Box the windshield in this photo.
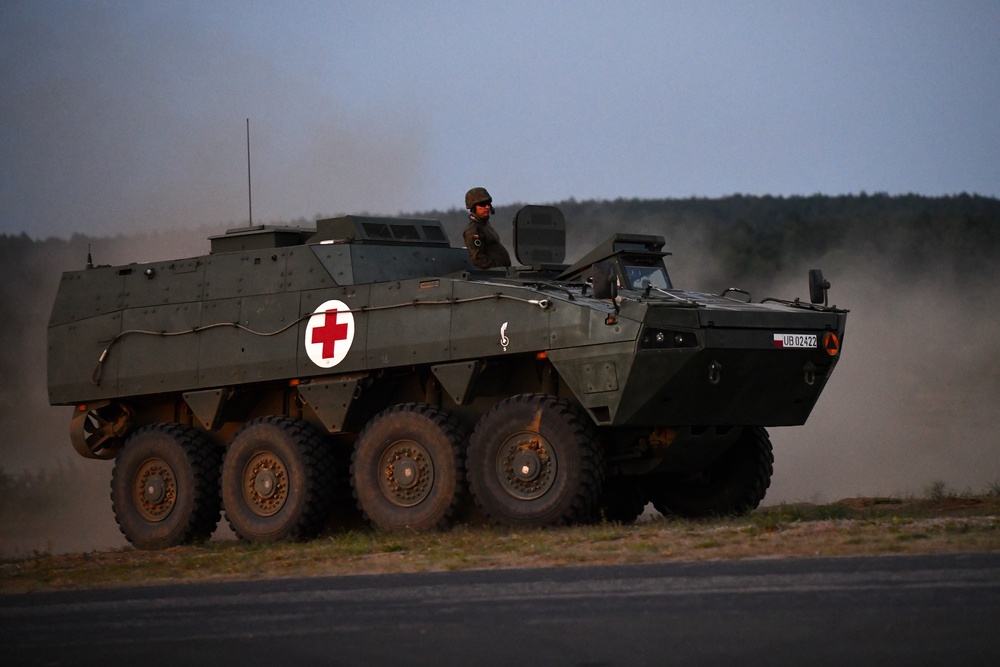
[623,262,672,290]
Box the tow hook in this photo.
[708,360,722,385]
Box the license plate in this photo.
[773,333,817,349]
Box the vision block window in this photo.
[390,224,420,240]
[362,223,392,239]
[422,225,447,242]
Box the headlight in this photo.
[639,327,698,349]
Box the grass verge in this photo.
[2,495,998,594]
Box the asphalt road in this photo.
[2,552,997,666]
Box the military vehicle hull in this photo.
[48,208,846,547]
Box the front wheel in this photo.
[111,423,222,549]
[648,426,774,518]
[467,394,604,528]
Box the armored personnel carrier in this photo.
[48,206,847,549]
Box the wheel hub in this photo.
[133,458,177,522]
[496,434,556,500]
[392,457,420,490]
[512,450,541,482]
[254,468,278,498]
[144,475,166,503]
[242,452,288,517]
[378,440,433,507]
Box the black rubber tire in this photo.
[351,403,468,531]
[648,426,774,518]
[110,423,222,550]
[593,476,648,524]
[467,394,605,528]
[221,416,335,542]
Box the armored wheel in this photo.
[648,426,774,518]
[467,394,604,528]
[110,423,222,549]
[351,403,468,531]
[222,416,335,542]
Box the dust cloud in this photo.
[662,231,1000,505]
[765,267,1000,503]
[0,230,230,559]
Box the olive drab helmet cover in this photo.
[465,187,492,210]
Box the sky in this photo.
[2,0,999,239]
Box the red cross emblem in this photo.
[305,299,355,368]
[311,309,350,359]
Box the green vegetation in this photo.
[2,494,998,594]
[420,193,1000,291]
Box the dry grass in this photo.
[2,496,998,594]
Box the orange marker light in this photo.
[823,332,840,356]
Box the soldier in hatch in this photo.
[462,187,511,269]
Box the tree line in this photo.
[427,192,1000,290]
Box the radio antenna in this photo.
[246,118,253,227]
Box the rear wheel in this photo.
[222,416,335,542]
[648,426,773,518]
[467,394,604,528]
[111,423,221,549]
[351,403,468,531]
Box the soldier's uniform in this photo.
[462,187,511,269]
[463,216,511,269]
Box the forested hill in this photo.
[3,192,998,298]
[430,193,1000,288]
[569,192,999,271]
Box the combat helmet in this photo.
[465,187,492,210]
